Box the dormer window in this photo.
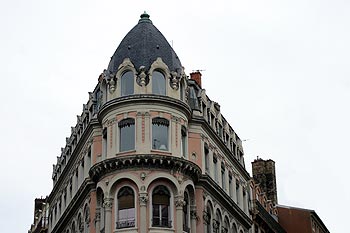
[121,71,134,96]
[152,71,165,95]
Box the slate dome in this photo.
[107,12,182,74]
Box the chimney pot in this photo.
[190,71,202,87]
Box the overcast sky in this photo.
[1,0,349,232]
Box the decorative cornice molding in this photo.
[89,154,201,183]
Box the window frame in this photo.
[118,118,136,152]
[151,185,172,228]
[152,117,169,151]
[120,70,134,96]
[115,186,136,229]
[152,70,166,95]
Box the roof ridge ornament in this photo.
[139,11,152,24]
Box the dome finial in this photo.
[139,11,152,23]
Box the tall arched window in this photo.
[119,118,135,152]
[152,71,166,95]
[205,205,212,233]
[214,210,222,233]
[71,221,76,233]
[121,71,134,96]
[116,187,135,229]
[183,192,190,232]
[152,185,171,228]
[152,118,169,151]
[232,223,238,233]
[223,216,230,233]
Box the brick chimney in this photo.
[252,158,278,205]
[190,71,202,87]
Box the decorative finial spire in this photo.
[139,11,152,23]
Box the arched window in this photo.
[183,192,190,232]
[223,216,230,233]
[152,71,166,95]
[214,210,222,233]
[77,214,83,233]
[71,221,76,233]
[204,144,210,173]
[119,118,135,152]
[232,223,238,233]
[152,118,169,151]
[84,206,90,233]
[121,71,134,96]
[205,205,212,233]
[116,187,135,229]
[152,185,171,228]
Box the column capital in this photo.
[175,196,186,208]
[103,197,113,210]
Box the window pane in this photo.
[152,71,165,95]
[120,120,135,152]
[152,122,168,151]
[121,71,134,96]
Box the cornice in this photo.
[89,154,202,183]
[254,200,286,233]
[190,116,251,180]
[97,95,192,122]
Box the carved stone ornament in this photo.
[95,211,101,222]
[175,197,186,207]
[137,66,149,86]
[203,211,209,224]
[103,198,113,209]
[102,69,117,94]
[221,226,228,233]
[190,210,198,220]
[213,220,219,229]
[139,193,148,205]
[170,71,180,90]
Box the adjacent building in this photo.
[277,205,330,233]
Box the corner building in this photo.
[47,13,252,233]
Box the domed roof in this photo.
[107,12,182,73]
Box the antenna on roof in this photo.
[192,69,206,72]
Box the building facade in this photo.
[40,13,253,233]
[277,206,330,233]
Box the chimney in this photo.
[252,158,278,205]
[190,71,202,87]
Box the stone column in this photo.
[103,197,113,233]
[139,192,148,233]
[175,196,185,233]
[190,205,197,233]
[95,208,101,233]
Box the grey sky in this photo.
[0,0,349,232]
